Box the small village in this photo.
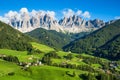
[0,54,42,69]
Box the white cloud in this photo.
[0,8,57,23]
[5,10,18,18]
[20,8,29,14]
[0,8,91,24]
[62,9,75,18]
[30,10,56,19]
[62,9,91,19]
[47,11,56,19]
[114,16,120,19]
[4,10,21,21]
[0,16,9,23]
[76,10,82,16]
[82,11,91,18]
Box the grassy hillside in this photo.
[0,42,119,80]
[29,66,87,80]
[0,58,88,80]
[31,42,55,53]
[0,42,55,62]
[0,59,88,80]
[0,60,32,80]
[0,21,34,51]
[26,28,71,50]
[63,20,120,60]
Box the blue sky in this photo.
[0,0,120,21]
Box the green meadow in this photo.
[0,42,111,80]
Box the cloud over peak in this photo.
[4,10,18,18]
[62,9,91,18]
[0,8,91,23]
[20,8,29,14]
[0,8,57,23]
[82,11,91,18]
[62,9,75,18]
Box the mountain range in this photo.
[4,10,105,33]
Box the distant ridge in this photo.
[63,19,120,60]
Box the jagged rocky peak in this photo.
[85,20,94,28]
[30,13,56,28]
[59,15,83,27]
[9,10,31,31]
[57,15,105,33]
[3,11,105,33]
[59,15,105,28]
[90,19,105,28]
[42,14,58,26]
[8,11,63,32]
